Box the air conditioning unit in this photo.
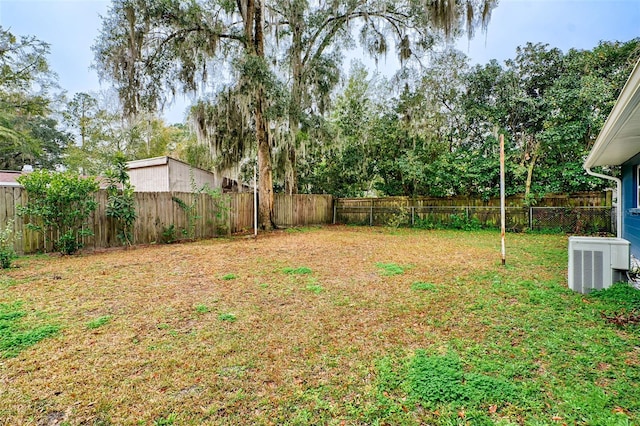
[568,237,630,294]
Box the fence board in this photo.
[0,187,335,253]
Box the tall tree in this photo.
[94,0,496,228]
[272,0,496,193]
[94,0,278,229]
[0,27,67,170]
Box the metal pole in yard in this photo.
[500,134,506,266]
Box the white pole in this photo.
[254,162,258,238]
[500,134,506,266]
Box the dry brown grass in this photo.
[0,226,587,424]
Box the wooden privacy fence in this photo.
[334,192,614,233]
[0,187,334,254]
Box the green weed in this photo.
[374,350,516,412]
[589,282,640,310]
[283,266,312,275]
[221,273,238,280]
[0,276,17,289]
[153,413,177,425]
[376,262,406,276]
[305,284,324,294]
[218,313,237,322]
[195,304,210,314]
[411,281,436,291]
[0,302,60,358]
[87,315,111,330]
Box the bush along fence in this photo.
[0,186,333,254]
[334,192,614,234]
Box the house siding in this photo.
[127,157,221,193]
[167,160,219,192]
[622,163,640,259]
[128,164,170,192]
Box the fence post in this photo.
[411,206,415,226]
[333,200,337,225]
[370,199,373,226]
[529,207,533,231]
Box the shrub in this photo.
[0,220,18,269]
[105,153,137,246]
[161,225,177,244]
[17,170,99,254]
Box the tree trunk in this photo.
[524,142,540,201]
[256,100,274,230]
[253,0,275,230]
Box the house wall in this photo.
[621,162,640,259]
[128,164,170,192]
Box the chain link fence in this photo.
[529,206,614,234]
[333,204,615,234]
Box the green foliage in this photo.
[589,282,640,328]
[408,351,466,405]
[0,301,59,358]
[385,206,410,228]
[0,28,68,170]
[300,39,639,198]
[221,273,237,281]
[411,281,436,291]
[448,213,483,231]
[105,152,137,246]
[412,213,485,231]
[171,195,199,239]
[195,304,210,314]
[161,225,177,244]
[153,413,177,426]
[172,170,231,239]
[87,315,111,330]
[218,313,237,322]
[376,263,405,276]
[588,282,640,311]
[282,266,313,275]
[17,169,99,254]
[305,281,324,294]
[201,184,231,234]
[0,219,18,269]
[407,350,516,407]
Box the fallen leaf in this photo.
[488,405,497,414]
[458,410,466,418]
[552,415,563,421]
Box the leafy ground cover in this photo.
[0,226,638,425]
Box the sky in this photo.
[0,0,639,124]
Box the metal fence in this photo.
[333,204,615,234]
[530,206,614,234]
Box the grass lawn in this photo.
[1,226,639,425]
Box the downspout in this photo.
[584,166,622,238]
